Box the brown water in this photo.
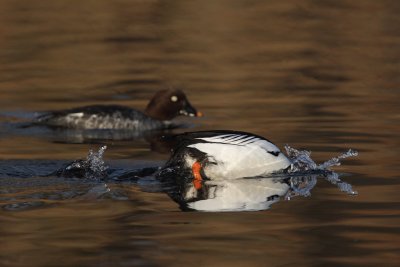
[0,1,399,266]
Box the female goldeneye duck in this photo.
[160,130,292,188]
[35,89,202,130]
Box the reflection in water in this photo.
[1,118,181,157]
[164,176,295,212]
[45,128,164,144]
[161,172,356,212]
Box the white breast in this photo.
[187,134,292,179]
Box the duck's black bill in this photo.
[180,101,203,117]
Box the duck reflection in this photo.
[8,120,179,153]
[49,128,178,149]
[160,174,317,212]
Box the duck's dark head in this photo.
[145,89,202,121]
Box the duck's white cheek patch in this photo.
[171,96,178,102]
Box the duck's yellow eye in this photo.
[171,96,178,102]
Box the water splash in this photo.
[285,145,358,172]
[59,146,109,179]
[284,146,317,172]
[284,145,358,195]
[284,175,317,200]
[323,171,358,195]
[317,149,359,170]
[86,145,108,178]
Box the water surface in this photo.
[0,1,399,266]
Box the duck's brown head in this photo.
[145,89,202,121]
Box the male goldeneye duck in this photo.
[160,130,292,187]
[35,89,202,130]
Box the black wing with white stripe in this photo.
[172,130,280,156]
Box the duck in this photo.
[158,130,292,189]
[34,89,202,130]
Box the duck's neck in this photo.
[145,105,172,121]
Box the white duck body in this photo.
[174,131,292,180]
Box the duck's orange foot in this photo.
[192,161,203,190]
